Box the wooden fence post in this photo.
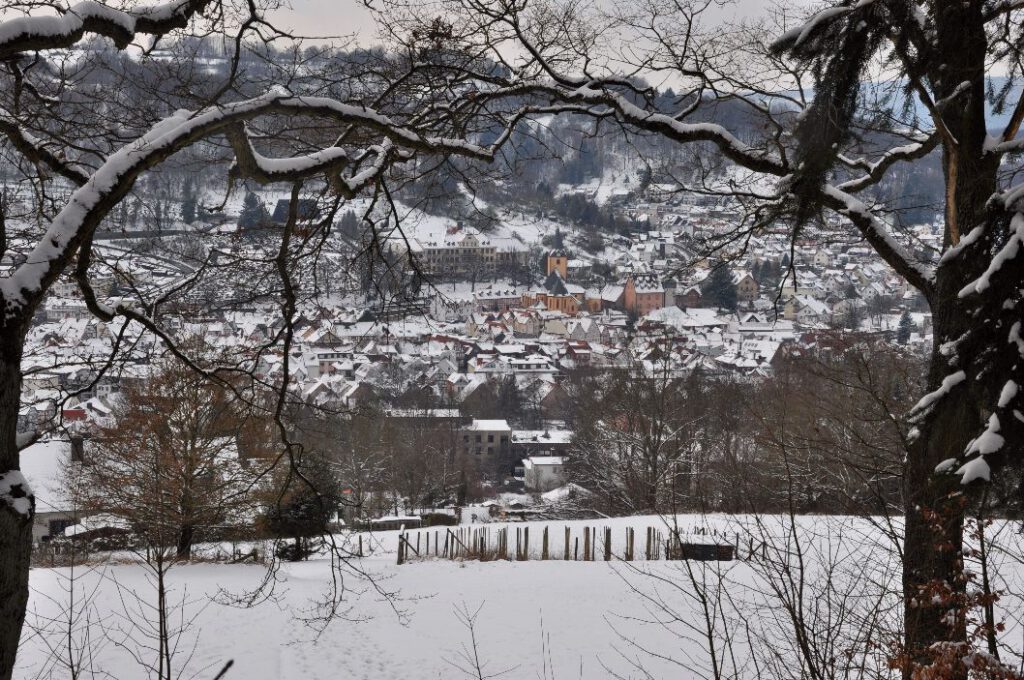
[564,527,570,560]
[604,527,611,561]
[542,527,549,560]
[583,527,590,561]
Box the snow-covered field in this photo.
[18,514,1024,680]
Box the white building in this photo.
[523,456,567,492]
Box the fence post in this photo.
[583,527,590,561]
[604,527,611,561]
[542,527,549,560]
[564,527,570,560]
[574,537,579,561]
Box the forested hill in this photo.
[33,39,955,229]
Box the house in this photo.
[733,271,759,303]
[20,439,84,544]
[474,287,520,313]
[624,273,665,317]
[462,419,513,469]
[511,429,573,458]
[271,198,319,224]
[677,285,702,309]
[523,456,567,492]
[786,296,831,326]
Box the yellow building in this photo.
[546,250,568,279]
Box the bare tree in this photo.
[80,359,259,559]
[568,350,700,515]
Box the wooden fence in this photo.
[396,523,774,565]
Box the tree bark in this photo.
[902,343,973,677]
[176,524,194,560]
[899,5,1000,675]
[0,352,30,680]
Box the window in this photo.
[475,434,482,443]
[487,434,494,443]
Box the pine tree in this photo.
[702,265,738,311]
[338,210,359,237]
[238,191,267,231]
[553,226,565,250]
[897,310,914,345]
[180,181,197,224]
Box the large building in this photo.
[392,227,529,279]
[624,273,666,317]
[462,419,513,469]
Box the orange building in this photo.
[546,250,568,279]
[624,274,666,317]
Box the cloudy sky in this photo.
[274,0,782,43]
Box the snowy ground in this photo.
[18,514,1024,680]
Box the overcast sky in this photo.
[274,0,783,44]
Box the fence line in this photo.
[395,522,779,565]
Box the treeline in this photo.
[563,338,934,518]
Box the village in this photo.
[16,179,934,550]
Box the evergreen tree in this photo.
[897,310,915,345]
[338,210,360,238]
[180,181,197,224]
[702,265,738,311]
[261,454,341,561]
[238,191,267,231]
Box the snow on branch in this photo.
[0,88,501,316]
[0,0,212,58]
[910,370,966,421]
[773,6,855,51]
[958,213,1024,298]
[0,112,90,186]
[836,135,939,194]
[937,414,1004,484]
[553,82,787,177]
[821,184,936,295]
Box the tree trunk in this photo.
[902,343,973,677]
[176,524,194,560]
[0,356,30,680]
[899,5,1001,675]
